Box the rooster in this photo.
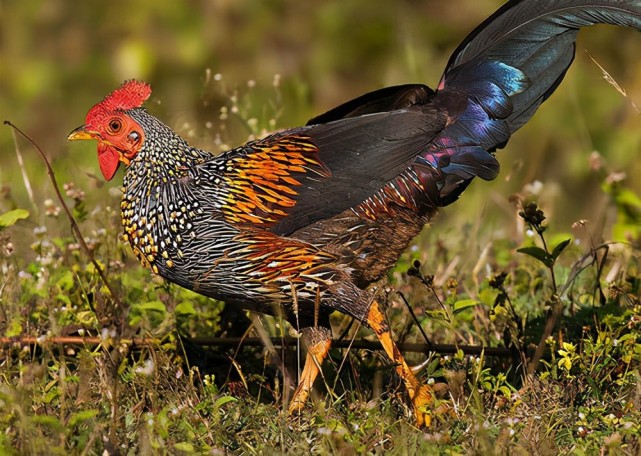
[69,0,641,426]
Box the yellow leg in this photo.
[288,327,332,414]
[366,300,434,427]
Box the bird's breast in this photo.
[120,180,208,275]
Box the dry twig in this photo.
[3,121,124,310]
[0,334,519,358]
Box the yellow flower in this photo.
[557,342,577,371]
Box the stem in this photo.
[499,284,528,369]
[0,335,524,357]
[527,295,563,376]
[3,121,125,311]
[398,291,434,350]
[527,228,561,375]
[537,229,558,294]
[10,128,38,216]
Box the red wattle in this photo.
[97,144,120,181]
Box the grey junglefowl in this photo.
[69,0,641,426]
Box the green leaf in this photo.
[6,319,22,337]
[56,270,75,291]
[426,309,449,320]
[85,260,105,275]
[138,301,167,313]
[214,395,238,408]
[0,209,29,228]
[44,388,60,404]
[551,238,572,260]
[498,385,513,399]
[452,299,479,314]
[175,301,196,316]
[56,293,72,306]
[174,442,195,453]
[68,409,98,427]
[75,310,98,326]
[29,415,63,431]
[517,246,553,267]
[616,188,641,209]
[617,333,636,343]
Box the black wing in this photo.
[214,107,447,235]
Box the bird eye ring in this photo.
[107,118,122,133]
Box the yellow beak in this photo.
[67,125,96,141]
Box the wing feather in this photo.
[211,108,447,235]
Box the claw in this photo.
[410,357,432,376]
[288,327,332,416]
[366,300,439,427]
[411,383,435,427]
[288,386,308,415]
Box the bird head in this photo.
[68,80,152,181]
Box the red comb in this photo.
[86,80,152,126]
[102,80,151,111]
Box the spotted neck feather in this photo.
[124,108,211,185]
[119,108,214,274]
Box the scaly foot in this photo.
[411,383,435,427]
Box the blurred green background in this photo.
[2,0,641,243]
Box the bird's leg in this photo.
[288,326,332,414]
[366,300,434,427]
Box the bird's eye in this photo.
[107,118,122,133]
[128,131,141,143]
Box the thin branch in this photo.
[3,121,124,310]
[527,240,619,375]
[0,335,523,357]
[586,50,640,113]
[0,336,158,346]
[9,127,37,215]
[527,297,563,376]
[398,291,434,350]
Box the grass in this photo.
[1,92,640,453]
[2,1,641,453]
